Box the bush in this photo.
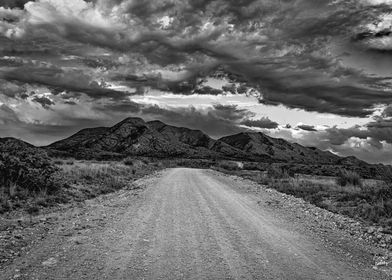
[382,167,392,184]
[216,161,241,171]
[123,157,134,166]
[0,143,60,195]
[336,170,362,187]
[266,165,290,179]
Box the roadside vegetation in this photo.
[0,140,161,214]
[2,145,392,233]
[0,140,65,214]
[58,158,159,200]
[215,162,392,232]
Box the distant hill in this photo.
[44,117,366,165]
[47,117,249,160]
[1,117,389,178]
[220,132,342,164]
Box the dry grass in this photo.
[336,170,362,187]
[58,159,160,200]
[0,158,162,214]
[216,165,392,231]
[269,177,392,231]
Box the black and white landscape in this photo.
[1,0,392,279]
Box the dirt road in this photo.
[0,168,389,279]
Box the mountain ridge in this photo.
[0,117,379,171]
[43,117,371,166]
[47,117,251,160]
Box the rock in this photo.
[368,227,377,234]
[374,260,388,267]
[14,234,22,239]
[71,236,86,245]
[42,257,57,267]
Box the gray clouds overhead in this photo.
[1,0,391,118]
[2,0,392,163]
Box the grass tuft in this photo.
[336,170,362,187]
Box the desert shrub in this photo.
[100,177,127,193]
[165,158,215,169]
[242,162,262,171]
[53,159,64,165]
[123,157,134,166]
[266,165,290,179]
[216,161,241,171]
[0,143,60,195]
[336,170,362,187]
[382,167,392,184]
[0,189,12,214]
[253,172,271,185]
[230,164,392,229]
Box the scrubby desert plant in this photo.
[216,161,242,171]
[336,170,362,187]
[123,157,134,166]
[0,142,61,195]
[382,167,392,184]
[26,204,40,223]
[266,165,290,179]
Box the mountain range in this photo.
[45,117,358,165]
[1,117,389,178]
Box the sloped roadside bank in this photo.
[209,169,392,275]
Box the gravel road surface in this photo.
[0,168,389,279]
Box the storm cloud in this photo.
[241,117,279,129]
[0,0,391,117]
[1,0,392,163]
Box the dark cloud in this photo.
[93,102,256,138]
[32,96,55,108]
[221,58,392,118]
[1,0,391,118]
[0,66,131,101]
[0,0,33,9]
[140,104,251,138]
[240,117,279,129]
[64,100,77,105]
[313,117,392,152]
[124,0,176,20]
[297,125,318,132]
[193,86,223,95]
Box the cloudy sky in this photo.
[1,0,392,164]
